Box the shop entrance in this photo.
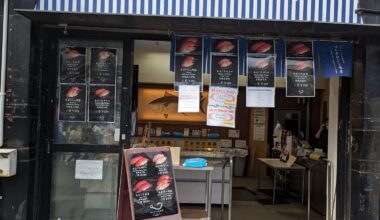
[132,39,328,220]
[35,33,132,220]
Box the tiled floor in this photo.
[184,177,325,220]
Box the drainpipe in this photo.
[0,0,9,147]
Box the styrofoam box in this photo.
[0,149,17,177]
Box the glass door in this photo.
[44,38,125,220]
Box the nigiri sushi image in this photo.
[156,175,171,191]
[216,41,235,53]
[153,154,167,165]
[94,88,110,97]
[290,43,311,56]
[66,86,80,98]
[293,60,313,71]
[250,41,272,53]
[130,156,149,167]
[134,180,152,193]
[218,58,232,68]
[179,38,199,53]
[98,51,111,60]
[181,56,196,68]
[254,59,270,69]
[66,49,81,59]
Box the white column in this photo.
[327,77,339,220]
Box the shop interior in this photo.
[130,39,330,220]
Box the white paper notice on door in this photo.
[253,124,266,141]
[246,87,275,108]
[178,85,200,112]
[75,160,103,180]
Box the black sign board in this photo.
[210,56,238,88]
[90,48,117,85]
[60,47,86,83]
[174,54,203,89]
[286,59,315,97]
[119,147,181,220]
[174,36,203,91]
[59,84,86,121]
[247,56,275,87]
[88,85,115,122]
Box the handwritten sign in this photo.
[178,85,200,113]
[75,160,103,180]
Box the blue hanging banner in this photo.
[314,41,354,78]
[275,39,285,77]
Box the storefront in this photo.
[1,0,380,220]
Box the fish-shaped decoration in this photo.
[148,91,207,119]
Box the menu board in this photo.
[210,38,239,88]
[246,39,276,108]
[125,147,180,220]
[88,85,115,122]
[60,47,86,83]
[286,41,315,97]
[58,84,86,121]
[90,48,117,85]
[211,56,238,88]
[247,56,275,87]
[174,36,203,91]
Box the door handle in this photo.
[45,138,54,154]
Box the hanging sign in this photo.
[117,147,181,220]
[178,85,200,113]
[286,42,315,97]
[314,41,354,78]
[174,36,203,91]
[210,38,239,88]
[60,47,86,83]
[206,86,238,128]
[88,85,116,122]
[246,40,276,107]
[90,48,117,85]
[58,84,86,121]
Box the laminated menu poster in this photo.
[210,56,238,88]
[58,84,86,121]
[88,85,115,122]
[60,47,86,83]
[120,147,181,220]
[210,38,239,88]
[286,41,315,97]
[174,36,203,91]
[286,59,315,97]
[247,56,275,87]
[174,54,203,89]
[90,48,117,85]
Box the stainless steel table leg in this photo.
[221,162,225,220]
[307,170,311,220]
[207,170,213,220]
[228,156,233,220]
[205,171,209,212]
[302,169,305,205]
[273,169,277,205]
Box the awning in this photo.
[34,0,362,24]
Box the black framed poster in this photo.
[247,56,275,87]
[90,48,117,85]
[60,47,86,83]
[286,59,315,97]
[88,85,115,122]
[58,84,86,121]
[174,36,203,90]
[124,147,180,220]
[210,56,238,88]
